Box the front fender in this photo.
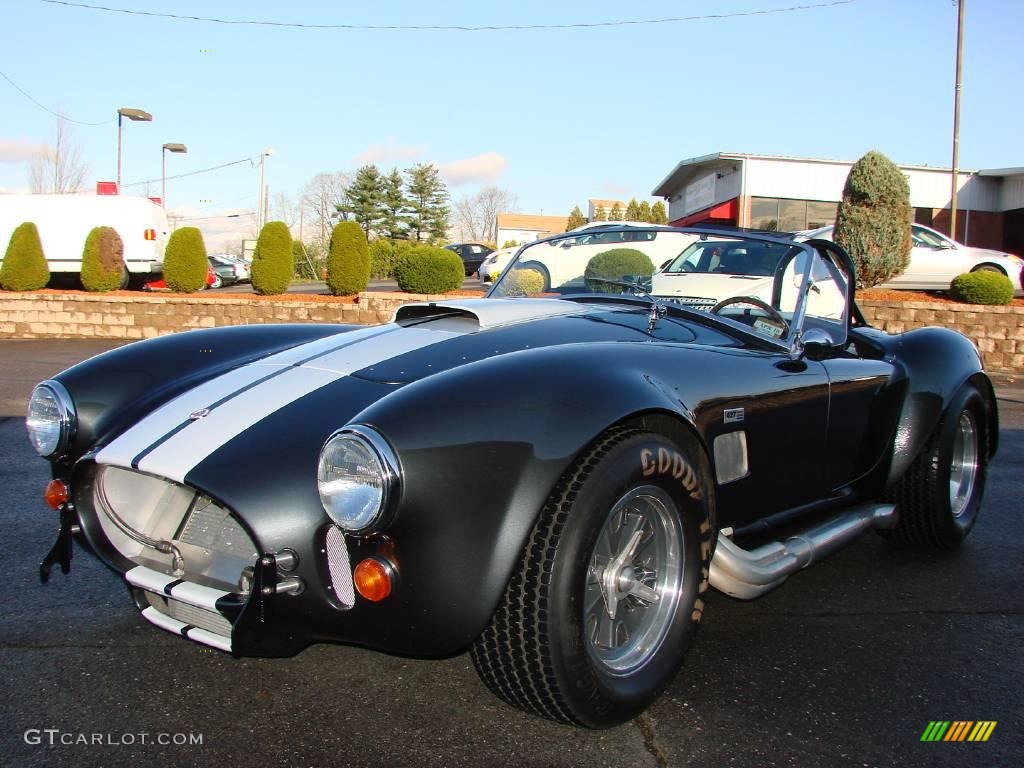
[350,342,729,654]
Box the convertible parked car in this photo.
[800,223,1023,292]
[29,226,998,728]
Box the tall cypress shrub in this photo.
[251,221,293,295]
[326,221,370,295]
[0,222,49,291]
[163,227,208,293]
[81,226,126,291]
[833,150,912,288]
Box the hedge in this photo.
[368,238,412,280]
[81,226,126,292]
[950,270,1014,306]
[163,227,208,293]
[584,248,655,292]
[327,221,371,295]
[252,221,293,295]
[501,268,545,296]
[0,222,49,291]
[394,246,463,294]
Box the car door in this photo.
[892,225,969,288]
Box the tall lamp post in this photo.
[949,0,966,240]
[257,148,275,231]
[161,143,188,208]
[116,107,153,192]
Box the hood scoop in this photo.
[393,298,588,331]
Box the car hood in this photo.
[961,245,1019,262]
[91,299,676,486]
[650,272,773,302]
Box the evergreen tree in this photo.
[638,200,653,223]
[651,201,669,225]
[594,205,608,222]
[251,221,293,295]
[80,226,126,291]
[343,165,386,238]
[405,163,449,242]
[326,221,371,295]
[0,222,49,291]
[163,227,208,293]
[609,202,624,221]
[833,150,912,288]
[380,167,407,240]
[566,205,587,231]
[625,198,640,221]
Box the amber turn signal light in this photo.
[44,479,68,510]
[353,557,394,602]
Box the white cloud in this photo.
[0,138,47,164]
[351,140,427,166]
[600,179,632,198]
[438,152,508,187]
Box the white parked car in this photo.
[479,246,519,283]
[800,224,1023,292]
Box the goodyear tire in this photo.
[882,383,989,548]
[471,428,714,727]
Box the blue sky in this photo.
[1,0,1021,247]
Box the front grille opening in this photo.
[144,591,233,637]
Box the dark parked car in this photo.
[208,254,250,288]
[29,226,997,727]
[444,242,494,275]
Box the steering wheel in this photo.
[710,296,790,338]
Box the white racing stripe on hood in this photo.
[95,325,392,471]
[97,325,458,484]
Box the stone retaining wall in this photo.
[0,292,1020,372]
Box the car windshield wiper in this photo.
[584,277,667,334]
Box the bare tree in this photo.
[29,115,89,193]
[301,171,352,245]
[453,187,518,243]
[269,190,300,231]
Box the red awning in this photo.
[670,198,738,227]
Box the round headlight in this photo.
[317,427,398,533]
[26,381,75,458]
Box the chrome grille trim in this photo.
[325,526,355,607]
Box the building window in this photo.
[750,197,780,231]
[750,197,837,232]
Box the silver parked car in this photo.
[800,224,1023,292]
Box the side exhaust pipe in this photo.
[709,503,897,600]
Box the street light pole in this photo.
[257,148,275,231]
[950,0,965,240]
[116,107,153,192]
[161,143,188,209]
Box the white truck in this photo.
[0,194,168,286]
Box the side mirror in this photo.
[799,327,836,359]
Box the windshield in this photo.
[487,226,850,349]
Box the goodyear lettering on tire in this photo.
[640,447,702,500]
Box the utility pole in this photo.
[950,0,965,240]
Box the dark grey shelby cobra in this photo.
[28,227,998,727]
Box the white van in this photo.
[0,194,168,285]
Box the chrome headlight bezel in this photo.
[317,425,400,534]
[26,380,76,458]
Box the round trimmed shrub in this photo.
[833,150,912,288]
[327,221,370,296]
[502,268,545,296]
[950,271,1014,305]
[584,248,655,292]
[81,226,126,291]
[0,222,49,291]
[394,246,463,294]
[369,239,399,280]
[251,221,293,295]
[163,227,208,292]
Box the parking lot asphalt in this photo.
[0,339,1020,767]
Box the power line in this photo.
[0,68,113,125]
[121,157,255,188]
[39,0,856,31]
[176,211,256,222]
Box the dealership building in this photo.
[651,152,1024,255]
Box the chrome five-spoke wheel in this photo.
[949,411,978,518]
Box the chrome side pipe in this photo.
[709,503,897,600]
